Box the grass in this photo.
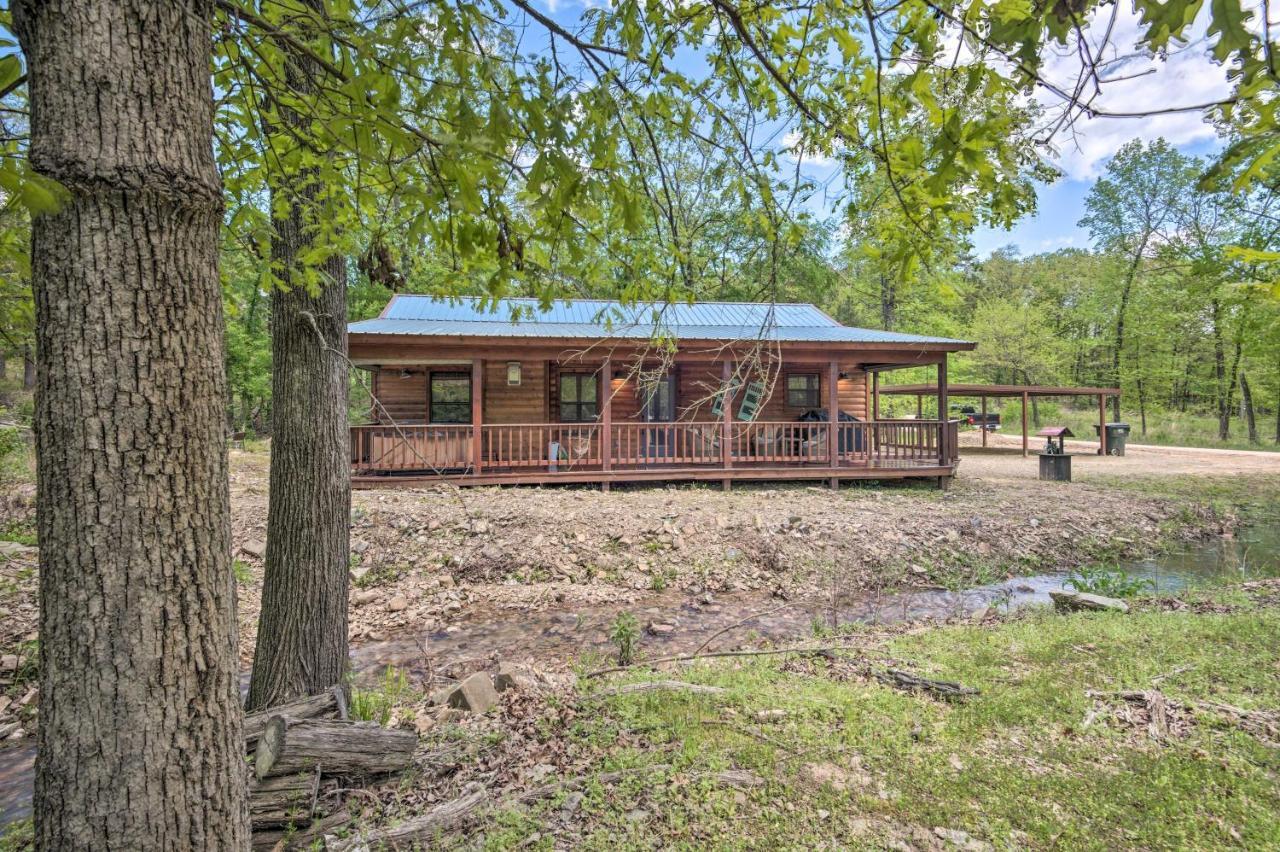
[473,588,1280,849]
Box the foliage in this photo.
[1063,565,1156,599]
[349,667,412,726]
[608,611,640,667]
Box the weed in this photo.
[608,612,639,666]
[1064,564,1155,598]
[232,559,252,585]
[349,667,413,726]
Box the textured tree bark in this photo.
[246,1,351,710]
[12,2,249,849]
[22,345,34,389]
[249,770,320,831]
[254,716,417,780]
[1240,373,1257,444]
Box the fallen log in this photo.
[244,686,349,751]
[875,669,979,699]
[254,716,417,781]
[252,807,351,852]
[589,680,727,699]
[325,784,488,851]
[249,770,320,831]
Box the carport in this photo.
[876,382,1122,457]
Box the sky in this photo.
[536,0,1241,260]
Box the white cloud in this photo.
[1030,4,1237,179]
[780,130,837,169]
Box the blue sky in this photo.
[536,0,1238,261]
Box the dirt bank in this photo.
[2,444,1275,670]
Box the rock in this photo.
[0,541,35,557]
[493,662,537,693]
[438,574,456,588]
[1048,590,1129,614]
[0,696,11,715]
[646,622,675,636]
[560,791,584,817]
[714,769,764,789]
[351,539,370,554]
[0,654,16,672]
[471,519,490,535]
[5,726,25,741]
[1028,518,1040,528]
[434,672,500,713]
[754,709,786,723]
[0,722,17,740]
[933,827,993,851]
[240,539,266,559]
[352,589,379,606]
[387,595,409,612]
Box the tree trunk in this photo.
[12,2,249,848]
[0,353,7,380]
[22,345,35,389]
[1211,298,1230,440]
[1240,373,1257,444]
[879,273,895,331]
[246,2,351,710]
[1111,246,1143,421]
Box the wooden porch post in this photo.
[872,371,880,420]
[981,395,988,448]
[472,358,483,476]
[601,357,612,490]
[828,360,840,488]
[1021,391,1029,457]
[937,357,949,465]
[1098,393,1108,456]
[721,360,733,491]
[916,393,923,419]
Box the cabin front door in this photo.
[641,374,676,460]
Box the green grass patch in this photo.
[480,595,1280,849]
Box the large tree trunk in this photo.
[246,3,351,710]
[879,274,896,331]
[13,2,249,848]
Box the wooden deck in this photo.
[351,419,960,488]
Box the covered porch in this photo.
[349,349,961,489]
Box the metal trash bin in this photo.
[1094,422,1130,456]
[1039,452,1071,481]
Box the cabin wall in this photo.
[369,359,871,426]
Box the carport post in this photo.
[1098,393,1108,456]
[1021,391,1029,457]
[980,395,988,448]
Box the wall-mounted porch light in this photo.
[507,361,522,386]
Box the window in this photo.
[786,373,821,408]
[559,372,599,422]
[429,372,471,423]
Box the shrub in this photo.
[609,611,639,666]
[349,666,412,726]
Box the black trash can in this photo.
[1094,422,1131,456]
[1039,452,1072,482]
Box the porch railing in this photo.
[351,419,960,475]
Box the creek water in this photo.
[3,522,1278,827]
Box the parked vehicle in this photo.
[952,404,1000,431]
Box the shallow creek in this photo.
[3,523,1278,826]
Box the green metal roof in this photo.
[349,296,972,346]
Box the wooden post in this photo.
[721,360,733,491]
[1021,391,1029,457]
[472,358,483,476]
[916,394,923,419]
[937,357,949,465]
[872,371,880,420]
[828,360,840,485]
[980,395,988,448]
[1098,393,1108,456]
[601,357,612,473]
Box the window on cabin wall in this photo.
[559,372,599,422]
[786,373,821,408]
[429,372,471,423]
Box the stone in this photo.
[933,827,993,851]
[434,672,500,713]
[0,722,16,740]
[0,654,16,672]
[646,622,675,636]
[0,541,35,557]
[471,520,490,535]
[387,595,409,612]
[493,662,538,693]
[560,791,584,817]
[352,589,379,606]
[0,696,11,715]
[351,539,370,554]
[754,709,787,723]
[1048,590,1130,614]
[714,769,764,789]
[240,539,266,559]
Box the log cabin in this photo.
[348,296,973,489]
